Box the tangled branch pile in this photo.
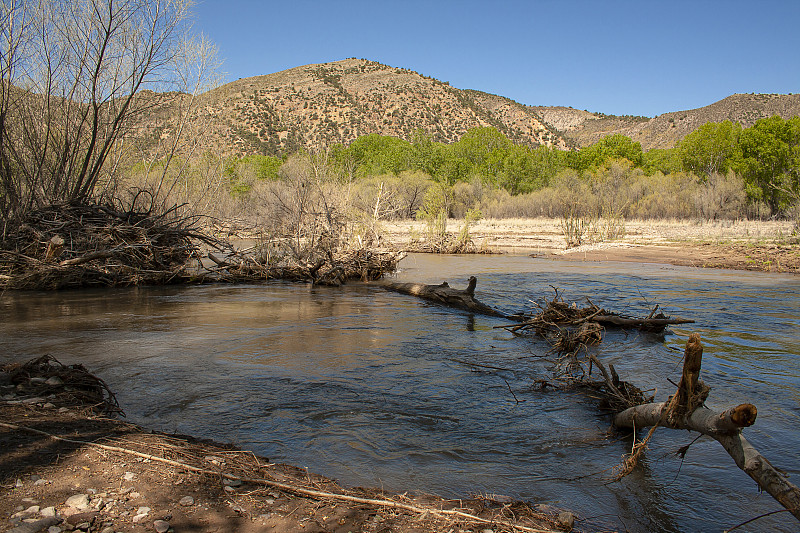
[1,354,121,414]
[498,290,665,410]
[0,201,402,290]
[0,201,214,290]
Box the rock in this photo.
[153,519,170,533]
[6,517,60,533]
[24,506,40,515]
[45,376,64,386]
[65,512,99,526]
[15,479,23,488]
[64,494,90,511]
[223,478,242,487]
[30,377,47,384]
[47,526,62,533]
[137,507,151,515]
[100,528,115,533]
[122,472,135,481]
[40,507,57,518]
[128,492,141,499]
[223,485,235,493]
[264,498,275,505]
[33,479,50,486]
[21,498,39,504]
[558,511,575,530]
[204,455,225,465]
[58,407,70,413]
[178,496,194,507]
[42,403,56,409]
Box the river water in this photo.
[1,253,798,532]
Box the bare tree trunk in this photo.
[612,334,800,522]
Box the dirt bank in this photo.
[384,218,800,274]
[0,362,569,533]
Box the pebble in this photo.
[264,498,275,505]
[558,511,575,530]
[128,492,141,499]
[42,402,56,408]
[34,479,50,486]
[21,498,39,504]
[178,496,194,506]
[223,478,242,487]
[45,376,64,386]
[47,526,62,533]
[223,486,235,493]
[123,472,136,481]
[65,494,90,511]
[153,519,170,533]
[40,507,57,518]
[15,479,23,488]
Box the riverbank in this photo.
[383,218,800,273]
[0,366,568,533]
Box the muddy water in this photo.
[1,253,798,532]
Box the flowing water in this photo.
[1,253,799,532]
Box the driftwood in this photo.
[495,293,694,335]
[611,334,800,522]
[378,276,507,318]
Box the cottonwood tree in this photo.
[0,0,215,229]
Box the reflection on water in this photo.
[1,254,799,532]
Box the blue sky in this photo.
[193,0,799,118]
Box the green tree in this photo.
[734,116,800,213]
[678,120,741,176]
[571,134,643,172]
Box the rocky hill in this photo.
[140,59,800,156]
[164,58,565,157]
[536,93,800,149]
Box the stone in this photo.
[15,479,23,488]
[65,512,99,526]
[178,496,194,506]
[34,478,50,486]
[48,526,62,533]
[45,376,64,386]
[558,511,575,530]
[43,402,56,409]
[21,497,39,504]
[65,494,90,511]
[153,519,171,533]
[136,506,151,515]
[24,505,41,514]
[223,485,235,493]
[223,478,242,487]
[123,472,135,481]
[128,492,141,499]
[40,506,57,518]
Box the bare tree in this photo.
[0,0,211,229]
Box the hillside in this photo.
[536,93,800,149]
[163,58,566,156]
[138,59,800,156]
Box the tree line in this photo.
[210,116,799,222]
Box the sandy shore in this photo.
[383,218,800,273]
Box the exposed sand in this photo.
[383,218,800,273]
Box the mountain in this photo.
[140,59,800,156]
[174,58,566,157]
[535,93,800,149]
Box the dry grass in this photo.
[383,217,797,252]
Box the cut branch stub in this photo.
[665,332,710,427]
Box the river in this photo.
[1,253,798,532]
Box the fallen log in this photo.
[378,276,508,318]
[592,314,695,330]
[612,334,800,522]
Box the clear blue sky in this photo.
[193,0,799,118]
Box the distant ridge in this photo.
[138,59,800,156]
